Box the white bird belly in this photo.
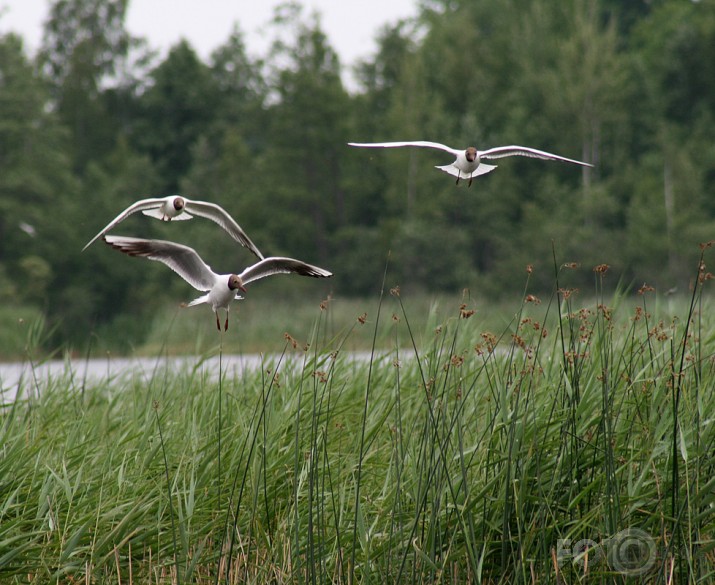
[208,285,236,311]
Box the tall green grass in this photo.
[0,305,48,361]
[1,257,714,583]
[122,290,519,356]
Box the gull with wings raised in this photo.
[84,195,263,259]
[103,235,331,331]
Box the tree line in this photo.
[1,0,714,347]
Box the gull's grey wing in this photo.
[103,235,217,291]
[239,257,332,287]
[82,197,168,251]
[348,141,461,156]
[184,199,264,260]
[478,145,593,167]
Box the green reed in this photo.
[1,254,714,584]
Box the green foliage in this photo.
[0,33,80,346]
[131,41,221,193]
[37,0,140,171]
[39,0,131,86]
[2,0,715,353]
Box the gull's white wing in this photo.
[435,163,498,179]
[103,235,217,291]
[82,197,170,251]
[478,145,593,167]
[349,141,461,156]
[239,257,332,287]
[184,199,264,260]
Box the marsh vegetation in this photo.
[2,259,714,583]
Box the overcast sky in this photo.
[0,0,418,87]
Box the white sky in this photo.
[0,0,418,87]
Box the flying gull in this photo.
[103,235,331,331]
[348,140,593,186]
[84,195,263,259]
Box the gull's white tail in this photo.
[186,294,209,307]
[142,209,193,221]
[436,163,497,179]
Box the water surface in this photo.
[0,351,383,403]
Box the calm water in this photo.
[0,351,382,403]
[0,353,288,402]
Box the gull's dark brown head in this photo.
[173,196,185,211]
[228,274,247,292]
[465,147,477,162]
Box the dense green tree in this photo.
[600,0,658,35]
[179,29,270,261]
[336,24,424,292]
[210,27,268,131]
[38,0,140,171]
[486,0,633,286]
[63,141,164,341]
[131,41,220,193]
[347,23,417,228]
[632,0,715,128]
[39,0,131,86]
[2,0,715,351]
[255,4,351,269]
[624,0,715,286]
[0,33,77,311]
[354,22,416,121]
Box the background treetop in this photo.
[0,0,713,351]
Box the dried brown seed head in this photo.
[459,303,476,318]
[638,283,655,295]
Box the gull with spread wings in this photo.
[103,235,331,331]
[84,195,263,259]
[348,140,593,186]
